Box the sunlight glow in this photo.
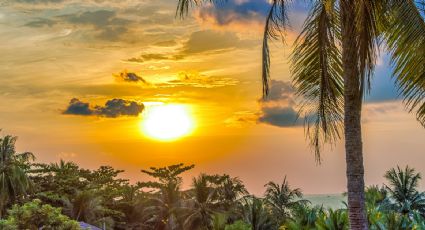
[140,104,195,141]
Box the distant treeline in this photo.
[0,133,425,229]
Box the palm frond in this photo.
[356,0,381,99]
[176,0,226,18]
[262,0,289,98]
[384,0,425,126]
[291,0,343,162]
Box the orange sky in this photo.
[0,0,424,194]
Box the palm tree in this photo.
[239,196,276,230]
[143,181,183,230]
[65,190,104,225]
[0,134,34,217]
[285,204,323,230]
[264,176,309,224]
[176,1,425,228]
[316,209,349,230]
[141,164,194,230]
[384,166,425,216]
[183,174,218,230]
[213,174,248,213]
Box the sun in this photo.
[140,104,195,141]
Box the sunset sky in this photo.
[1,0,424,195]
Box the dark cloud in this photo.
[196,0,269,27]
[114,71,148,84]
[94,98,144,118]
[259,107,301,127]
[63,98,144,118]
[258,80,303,127]
[63,98,93,115]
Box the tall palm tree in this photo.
[264,176,309,224]
[176,1,425,228]
[0,134,34,217]
[384,166,425,216]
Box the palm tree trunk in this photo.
[340,1,368,229]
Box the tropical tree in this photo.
[176,1,425,228]
[239,196,276,230]
[285,204,323,230]
[141,163,195,230]
[0,134,34,218]
[264,176,309,225]
[183,174,218,230]
[384,166,425,216]
[0,199,80,230]
[316,209,349,230]
[212,174,248,214]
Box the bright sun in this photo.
[140,104,195,141]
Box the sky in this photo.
[0,0,424,195]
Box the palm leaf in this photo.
[291,0,343,161]
[262,0,289,97]
[384,0,425,126]
[176,0,226,18]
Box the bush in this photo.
[0,199,80,230]
[225,220,251,230]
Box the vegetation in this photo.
[1,133,425,229]
[176,1,425,228]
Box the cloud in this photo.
[258,80,303,127]
[63,98,144,118]
[128,53,184,62]
[259,106,301,127]
[162,71,239,88]
[181,30,257,55]
[63,98,93,115]
[224,111,258,127]
[153,40,177,47]
[194,0,269,32]
[25,18,57,27]
[113,70,148,84]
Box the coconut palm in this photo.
[176,1,425,228]
[239,196,276,230]
[264,176,309,224]
[143,181,183,230]
[384,166,425,216]
[316,209,349,230]
[183,174,218,230]
[65,189,104,224]
[285,204,324,230]
[214,175,248,212]
[0,134,34,217]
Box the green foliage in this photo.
[3,132,425,230]
[315,209,348,230]
[0,199,80,230]
[384,166,425,215]
[0,134,35,217]
[224,220,251,230]
[264,176,309,225]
